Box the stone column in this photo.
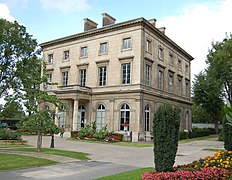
[72,99,79,131]
[55,106,59,126]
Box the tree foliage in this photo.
[0,18,61,151]
[206,34,232,104]
[192,71,224,132]
[153,104,180,172]
[0,100,25,119]
[0,18,39,98]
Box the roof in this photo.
[40,17,194,61]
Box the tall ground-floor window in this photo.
[59,105,66,127]
[78,105,85,129]
[120,104,130,131]
[96,104,105,130]
[145,105,150,131]
[185,111,189,130]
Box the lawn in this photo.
[94,168,154,180]
[0,154,56,171]
[4,148,90,160]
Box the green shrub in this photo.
[0,129,22,140]
[218,130,224,141]
[153,104,180,172]
[223,117,232,150]
[179,131,188,140]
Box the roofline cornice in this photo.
[40,17,193,60]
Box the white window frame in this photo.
[80,69,86,87]
[62,71,68,86]
[122,63,131,84]
[123,37,131,50]
[145,64,151,85]
[158,69,164,90]
[99,66,107,86]
[99,42,108,54]
[96,104,106,131]
[64,50,69,60]
[48,54,53,64]
[81,46,87,57]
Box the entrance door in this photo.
[78,105,85,129]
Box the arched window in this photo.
[59,105,66,128]
[96,104,106,130]
[78,105,85,129]
[120,104,130,131]
[145,105,150,131]
[185,111,189,130]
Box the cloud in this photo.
[0,0,28,8]
[157,0,232,81]
[40,0,90,13]
[0,3,16,22]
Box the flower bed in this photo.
[142,150,232,180]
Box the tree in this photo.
[207,34,232,105]
[0,18,39,98]
[0,100,25,118]
[153,104,180,172]
[0,19,61,151]
[192,103,213,123]
[192,71,224,133]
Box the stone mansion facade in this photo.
[40,13,194,141]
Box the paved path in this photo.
[0,135,224,180]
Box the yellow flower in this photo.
[213,166,216,168]
[194,165,198,169]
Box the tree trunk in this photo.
[37,130,42,152]
[214,120,219,134]
[50,134,55,148]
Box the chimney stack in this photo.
[158,27,166,34]
[102,13,116,27]
[84,18,98,31]
[148,19,156,27]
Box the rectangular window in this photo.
[122,63,130,84]
[47,74,52,83]
[99,42,108,54]
[62,71,68,86]
[158,48,164,60]
[186,81,189,97]
[64,50,69,60]
[158,70,164,90]
[99,66,107,86]
[146,39,152,52]
[46,74,52,90]
[169,53,173,66]
[178,59,182,71]
[80,69,86,87]
[177,77,182,96]
[185,64,189,74]
[168,73,174,93]
[145,64,151,85]
[48,54,53,63]
[123,37,131,49]
[81,47,87,57]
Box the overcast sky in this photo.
[0,0,232,82]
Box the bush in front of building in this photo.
[153,104,180,172]
[71,121,123,142]
[0,128,22,140]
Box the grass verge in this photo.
[179,134,219,144]
[0,154,56,171]
[5,148,90,160]
[94,167,154,180]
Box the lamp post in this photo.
[50,112,60,148]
